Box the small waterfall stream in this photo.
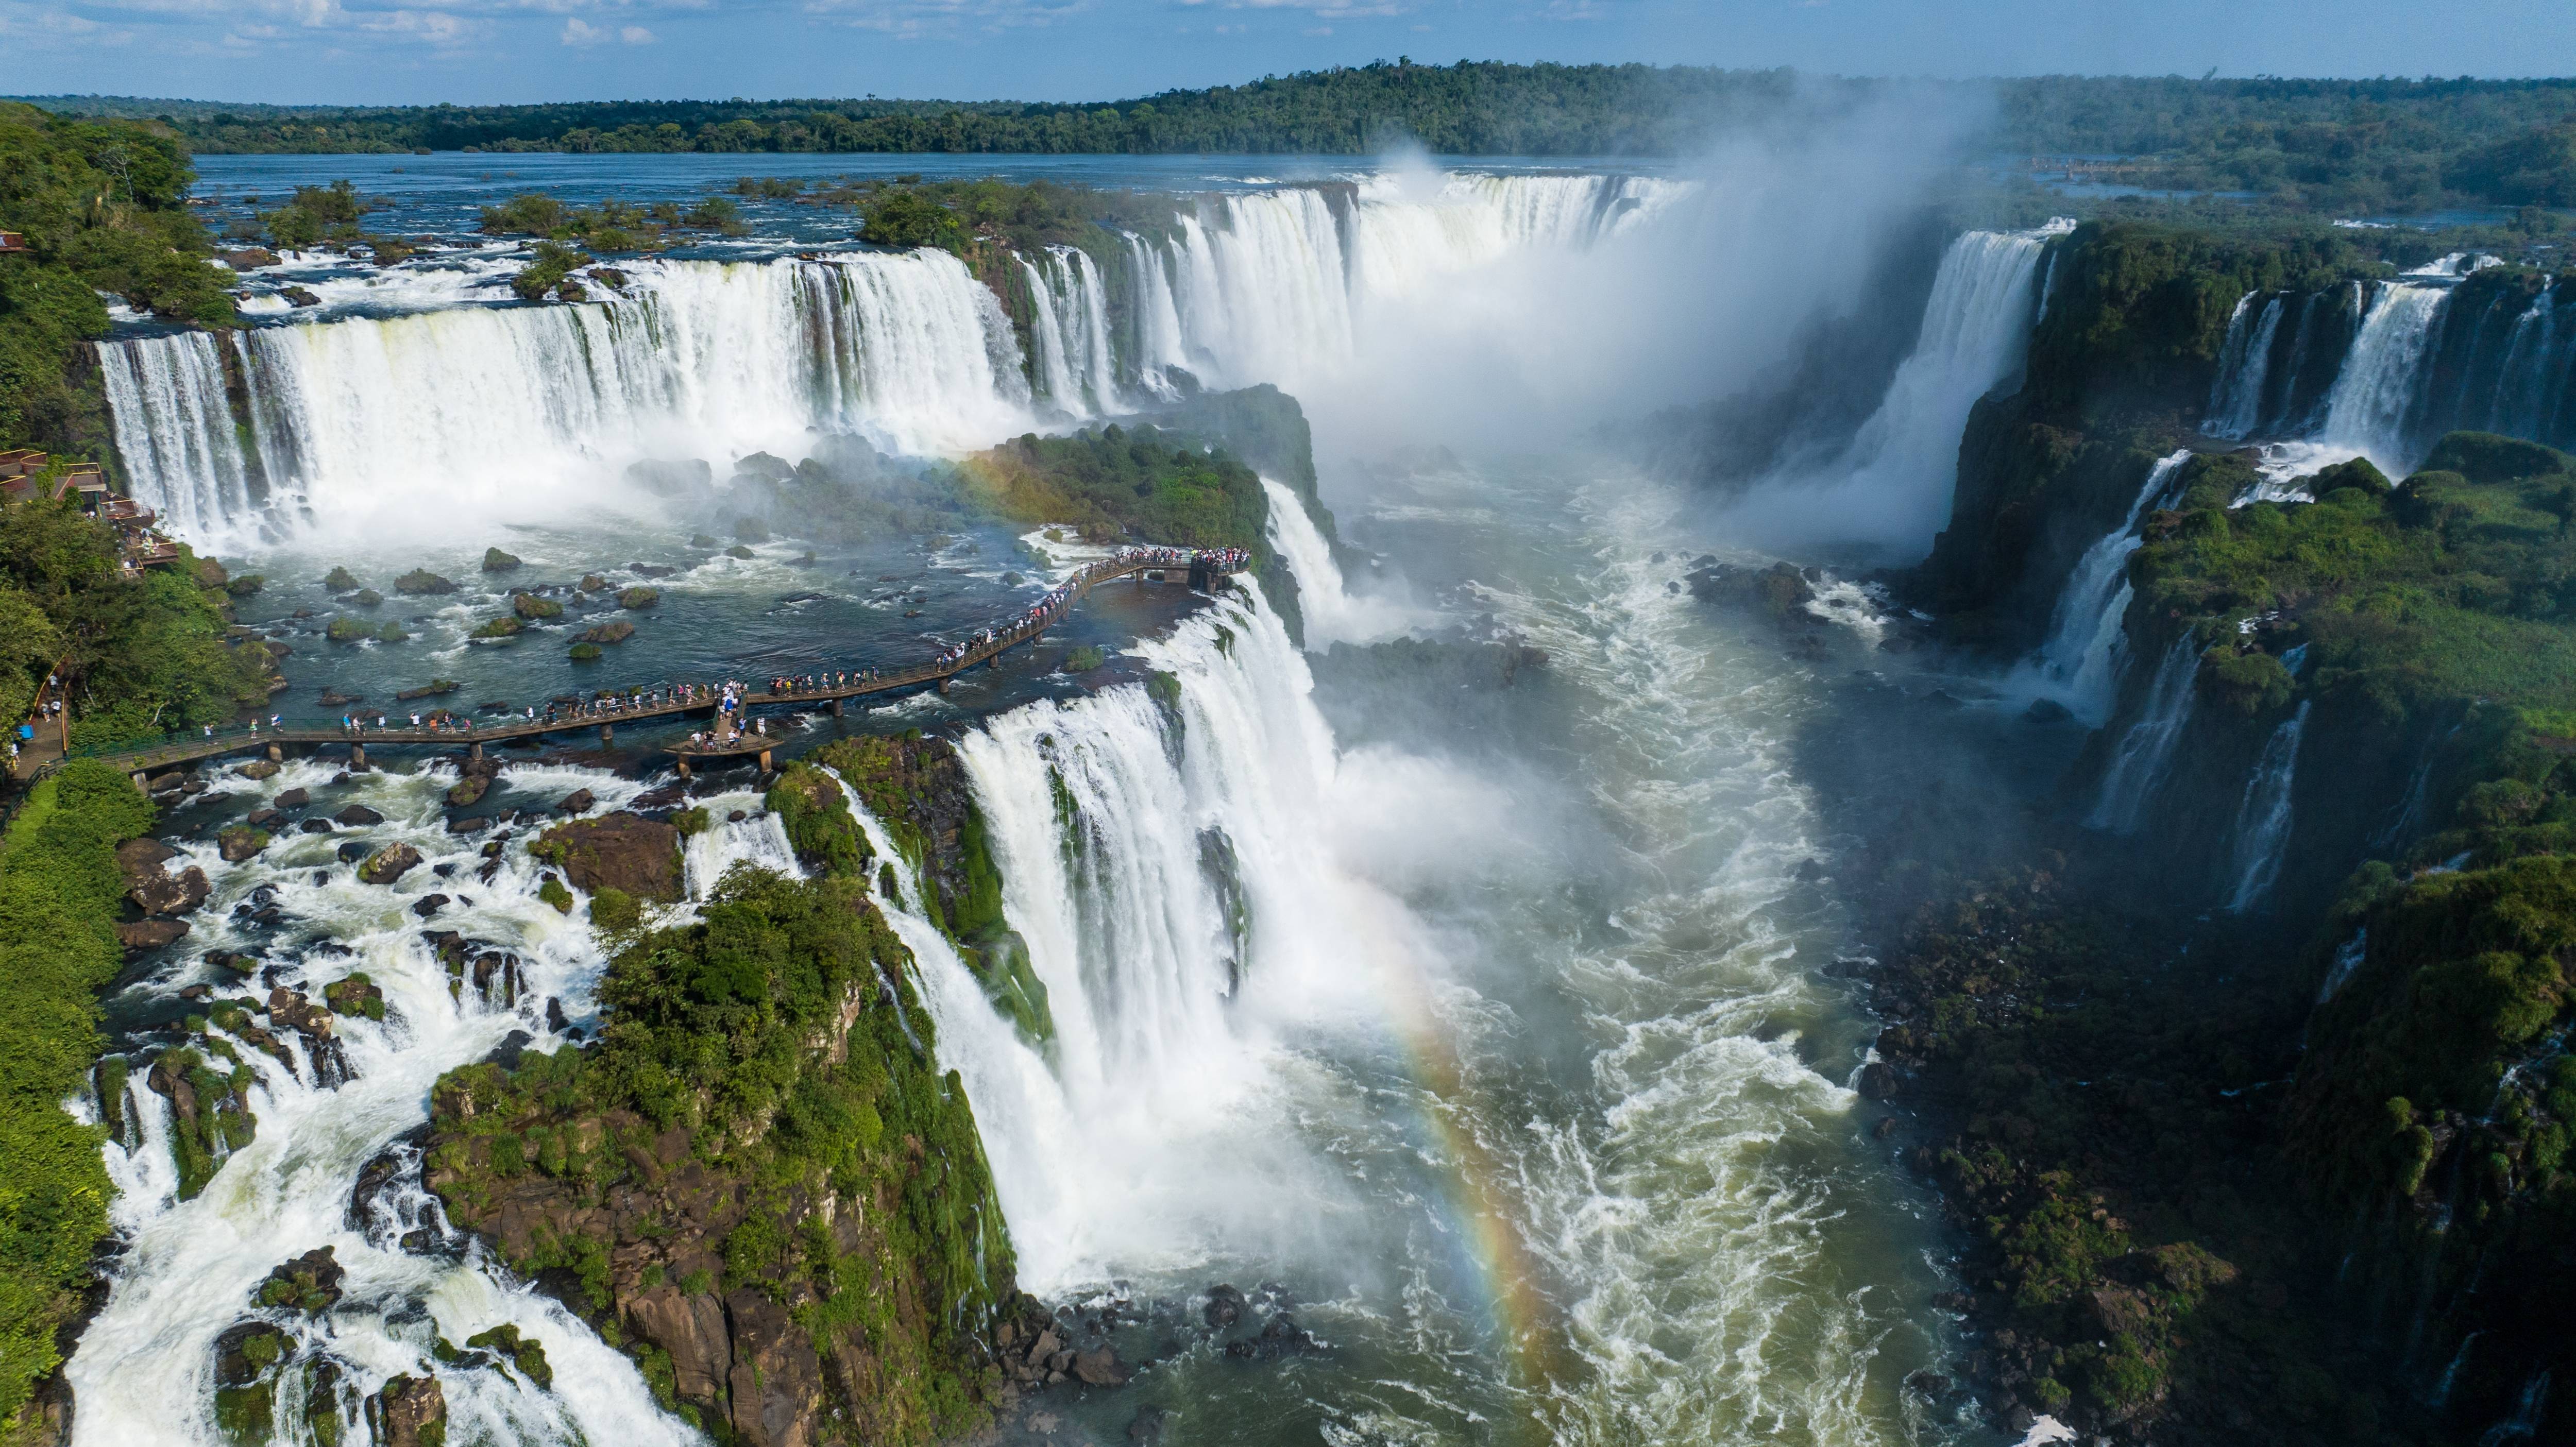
[2025,449,2191,723]
[2225,700,2311,912]
[2087,635,2200,834]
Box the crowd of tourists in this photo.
[165,546,1250,751]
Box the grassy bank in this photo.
[0,761,154,1441]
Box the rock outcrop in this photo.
[530,811,679,900]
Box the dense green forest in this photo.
[15,66,2576,213]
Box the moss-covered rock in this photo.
[481,547,522,572]
[531,812,682,901]
[394,569,456,595]
[470,616,522,640]
[511,591,561,621]
[618,586,659,609]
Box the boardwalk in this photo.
[18,549,1246,785]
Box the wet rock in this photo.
[412,893,450,918]
[481,1029,534,1070]
[464,1323,553,1388]
[365,1373,446,1447]
[115,918,189,950]
[336,840,372,863]
[1255,1314,1316,1357]
[533,811,681,900]
[482,547,522,573]
[1202,1283,1247,1330]
[255,1246,346,1314]
[182,778,209,795]
[334,804,384,827]
[1856,1061,1900,1101]
[268,987,335,1040]
[275,787,310,809]
[207,949,261,977]
[446,815,487,835]
[545,996,570,1033]
[359,843,423,885]
[2024,697,2074,724]
[432,861,456,877]
[302,818,337,834]
[122,839,212,916]
[1874,1115,1899,1139]
[446,773,492,807]
[245,807,284,829]
[217,826,270,863]
[1073,1346,1132,1387]
[1126,1407,1168,1441]
[557,788,596,815]
[237,758,281,781]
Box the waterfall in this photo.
[62,761,724,1447]
[2204,294,2285,439]
[97,331,255,540]
[1155,174,1686,393]
[100,250,1036,544]
[945,583,1372,1289]
[2026,449,2190,723]
[2225,700,2311,912]
[1257,474,1415,647]
[2086,635,2199,834]
[1021,247,1120,416]
[2318,282,2447,470]
[1121,232,1190,398]
[1760,227,2047,552]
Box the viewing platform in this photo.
[15,548,1251,785]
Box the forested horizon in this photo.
[13,61,2576,212]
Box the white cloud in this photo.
[618,20,650,38]
[559,11,605,39]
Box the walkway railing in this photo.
[23,549,1246,782]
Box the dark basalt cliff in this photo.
[1865,220,2576,1445]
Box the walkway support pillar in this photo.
[266,743,283,763]
[468,742,482,765]
[599,723,613,746]
[757,748,773,773]
[675,757,692,780]
[350,744,367,770]
[831,697,843,718]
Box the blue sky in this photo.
[2,0,2569,107]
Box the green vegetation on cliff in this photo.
[952,423,1267,551]
[0,761,154,1439]
[0,101,232,457]
[0,497,273,746]
[426,862,1021,1443]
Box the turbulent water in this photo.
[75,156,2029,1447]
[70,762,790,1446]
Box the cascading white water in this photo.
[2319,282,2446,470]
[1021,246,1120,416]
[2494,282,2562,441]
[2087,635,2200,834]
[98,330,255,538]
[945,584,1380,1289]
[1737,227,2051,555]
[2025,449,2191,723]
[2225,701,2311,912]
[61,760,772,1447]
[1120,232,1190,398]
[1257,475,1415,646]
[2204,294,2285,439]
[103,250,1037,546]
[1153,174,1689,395]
